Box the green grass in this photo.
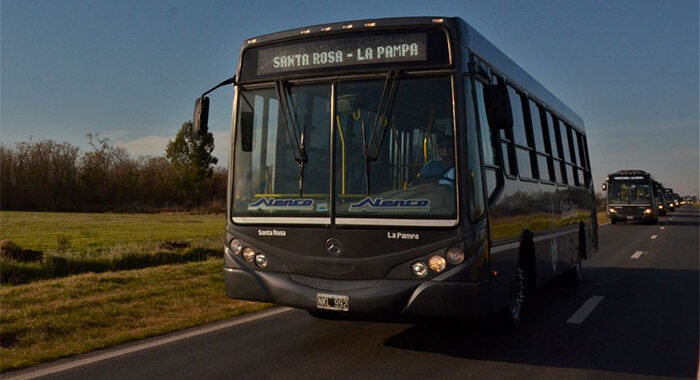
[0,211,225,254]
[0,258,271,372]
[0,211,227,284]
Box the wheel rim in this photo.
[509,267,525,320]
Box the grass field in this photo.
[0,212,227,284]
[0,211,225,254]
[0,258,270,371]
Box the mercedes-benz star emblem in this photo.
[325,237,342,256]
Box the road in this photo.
[9,207,699,379]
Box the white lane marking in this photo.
[5,307,293,380]
[660,227,665,230]
[650,235,658,240]
[567,296,604,324]
[631,251,644,259]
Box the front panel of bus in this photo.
[607,174,657,222]
[222,20,491,320]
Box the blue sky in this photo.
[2,0,698,196]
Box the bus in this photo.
[604,170,660,224]
[664,188,676,212]
[653,180,667,216]
[193,17,598,326]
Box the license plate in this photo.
[627,216,634,220]
[316,293,349,312]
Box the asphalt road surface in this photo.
[9,207,699,380]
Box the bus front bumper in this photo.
[223,267,490,321]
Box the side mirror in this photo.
[193,96,210,136]
[240,111,254,152]
[602,183,607,191]
[483,82,513,130]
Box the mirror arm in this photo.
[201,76,237,98]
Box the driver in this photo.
[419,135,455,186]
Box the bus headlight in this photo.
[609,208,617,213]
[445,247,465,265]
[644,208,652,214]
[242,248,256,262]
[428,255,446,273]
[412,261,428,278]
[230,239,244,255]
[254,253,268,268]
[658,205,663,209]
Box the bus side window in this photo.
[465,78,485,219]
[474,80,500,200]
[552,117,568,185]
[508,85,536,180]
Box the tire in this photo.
[565,228,584,286]
[498,266,525,330]
[610,218,617,224]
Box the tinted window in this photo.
[537,154,551,182]
[502,142,516,176]
[568,164,579,185]
[565,163,574,185]
[571,129,581,166]
[465,79,485,220]
[516,147,534,179]
[547,112,560,158]
[557,160,568,184]
[475,81,496,166]
[552,160,561,184]
[508,86,528,147]
[558,120,572,163]
[576,132,586,168]
[529,100,545,152]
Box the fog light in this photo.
[254,253,268,268]
[231,239,243,255]
[412,261,428,278]
[445,247,465,265]
[242,247,256,262]
[644,208,652,214]
[428,255,446,273]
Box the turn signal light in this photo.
[428,255,446,273]
[242,248,256,262]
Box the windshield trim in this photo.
[335,217,457,227]
[233,217,331,225]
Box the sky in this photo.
[2,0,698,196]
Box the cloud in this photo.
[115,135,172,157]
[114,130,231,163]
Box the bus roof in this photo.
[240,16,584,130]
[457,19,585,130]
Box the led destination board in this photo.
[256,33,428,75]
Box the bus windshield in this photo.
[609,180,651,204]
[232,76,456,220]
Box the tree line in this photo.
[0,122,226,213]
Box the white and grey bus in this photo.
[194,17,598,325]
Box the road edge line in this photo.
[4,306,293,380]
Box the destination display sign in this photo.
[611,176,645,180]
[256,33,427,75]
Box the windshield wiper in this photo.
[362,69,401,195]
[274,80,308,197]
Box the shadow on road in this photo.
[384,267,699,378]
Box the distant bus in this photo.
[664,188,676,211]
[604,170,660,224]
[193,17,598,326]
[653,180,667,216]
